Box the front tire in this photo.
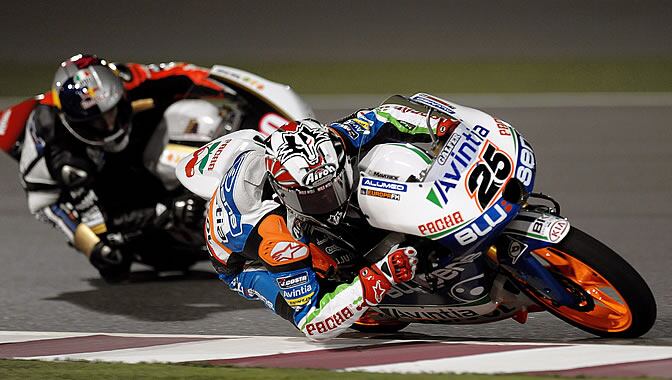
[525,227,656,338]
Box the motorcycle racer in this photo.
[193,95,460,340]
[8,54,226,282]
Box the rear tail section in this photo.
[0,97,39,159]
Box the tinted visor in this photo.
[61,98,132,145]
[273,166,351,215]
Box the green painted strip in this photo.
[298,277,358,329]
[426,189,442,208]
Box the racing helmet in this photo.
[265,119,354,219]
[52,54,132,152]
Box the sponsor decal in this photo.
[371,280,386,303]
[466,141,514,211]
[258,113,288,137]
[371,171,399,180]
[508,237,528,264]
[73,69,100,110]
[455,201,509,246]
[335,122,359,140]
[206,142,228,171]
[283,284,314,301]
[305,306,354,336]
[417,211,464,235]
[375,304,516,322]
[426,125,491,208]
[213,67,265,91]
[512,213,570,243]
[326,210,344,225]
[287,293,313,307]
[386,281,430,298]
[277,271,309,289]
[515,135,536,187]
[494,118,512,136]
[360,188,400,201]
[549,220,569,243]
[325,245,355,264]
[361,178,407,192]
[185,140,221,177]
[270,242,309,262]
[0,109,11,136]
[436,132,461,166]
[409,93,457,115]
[303,164,336,187]
[212,203,229,244]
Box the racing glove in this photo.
[155,195,205,230]
[89,241,132,283]
[358,245,418,305]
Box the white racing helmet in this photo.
[265,119,354,218]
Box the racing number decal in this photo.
[466,142,513,210]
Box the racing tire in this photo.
[525,227,656,338]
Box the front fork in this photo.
[494,205,579,309]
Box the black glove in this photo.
[49,149,97,187]
[156,195,206,230]
[89,241,132,283]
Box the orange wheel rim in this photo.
[529,248,633,332]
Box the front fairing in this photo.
[357,94,537,253]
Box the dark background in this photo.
[1,0,671,64]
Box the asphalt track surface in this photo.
[1,98,671,346]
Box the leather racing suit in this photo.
[13,62,225,279]
[204,95,458,340]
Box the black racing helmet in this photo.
[52,54,132,152]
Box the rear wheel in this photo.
[525,227,656,338]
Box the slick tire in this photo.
[527,227,657,338]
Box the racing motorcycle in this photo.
[177,93,656,338]
[0,65,314,273]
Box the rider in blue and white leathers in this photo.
[188,95,458,340]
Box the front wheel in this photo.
[525,227,656,338]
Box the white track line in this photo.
[3,331,672,375]
[346,344,672,374]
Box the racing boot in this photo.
[359,245,418,306]
[294,245,417,341]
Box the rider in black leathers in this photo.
[11,54,227,282]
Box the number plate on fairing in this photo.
[358,95,536,249]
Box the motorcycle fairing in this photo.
[208,65,315,123]
[357,94,530,253]
[373,273,534,324]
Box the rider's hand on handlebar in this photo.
[156,195,205,229]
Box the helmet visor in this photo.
[60,97,131,146]
[273,165,351,216]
